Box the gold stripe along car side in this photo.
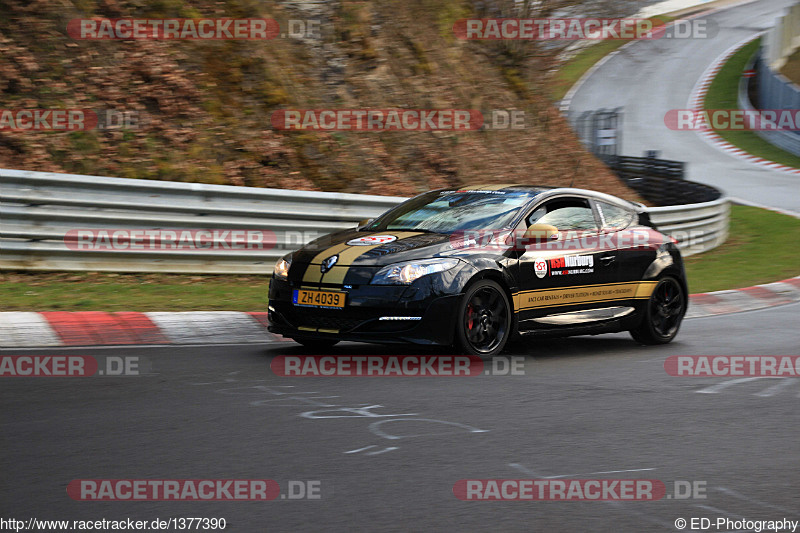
[512,281,658,311]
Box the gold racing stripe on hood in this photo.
[321,231,422,285]
[301,242,352,285]
[301,232,422,286]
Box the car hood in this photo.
[290,228,456,268]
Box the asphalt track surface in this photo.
[4,3,800,530]
[567,0,800,213]
[3,303,799,532]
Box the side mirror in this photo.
[357,218,374,229]
[523,224,559,242]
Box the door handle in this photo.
[599,255,616,265]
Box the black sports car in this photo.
[267,185,688,356]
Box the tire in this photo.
[629,276,686,345]
[292,337,340,350]
[454,279,512,358]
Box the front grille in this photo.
[276,304,379,333]
[298,315,365,331]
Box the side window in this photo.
[596,201,634,231]
[527,198,598,232]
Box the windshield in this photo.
[365,189,541,234]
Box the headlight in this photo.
[273,256,291,280]
[371,258,459,285]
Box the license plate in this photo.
[293,289,346,309]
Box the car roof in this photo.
[443,184,642,211]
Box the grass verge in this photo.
[683,205,800,293]
[0,207,797,311]
[704,38,800,169]
[0,273,269,312]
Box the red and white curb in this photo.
[685,276,800,318]
[0,311,286,348]
[1,278,799,347]
[688,33,800,174]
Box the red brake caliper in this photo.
[467,304,474,330]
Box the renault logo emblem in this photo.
[320,255,339,273]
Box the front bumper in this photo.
[267,278,461,346]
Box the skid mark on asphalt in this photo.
[509,463,674,529]
[300,405,417,419]
[344,445,377,454]
[188,377,489,457]
[208,383,342,406]
[508,463,656,479]
[695,377,797,397]
[369,419,489,440]
[343,445,400,456]
[508,463,544,477]
[606,501,676,529]
[715,487,798,514]
[692,504,756,532]
[616,486,798,532]
[695,503,746,519]
[367,447,399,456]
[507,465,797,531]
[252,396,340,407]
[754,378,795,397]
[189,371,262,386]
[696,377,768,394]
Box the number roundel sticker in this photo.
[533,257,548,278]
[346,235,397,246]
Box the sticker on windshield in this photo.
[347,235,398,246]
[454,189,506,194]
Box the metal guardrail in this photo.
[647,197,730,256]
[572,107,623,160]
[571,108,719,207]
[0,169,727,273]
[741,52,800,157]
[609,156,685,180]
[0,169,404,273]
[617,173,723,207]
[604,154,725,213]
